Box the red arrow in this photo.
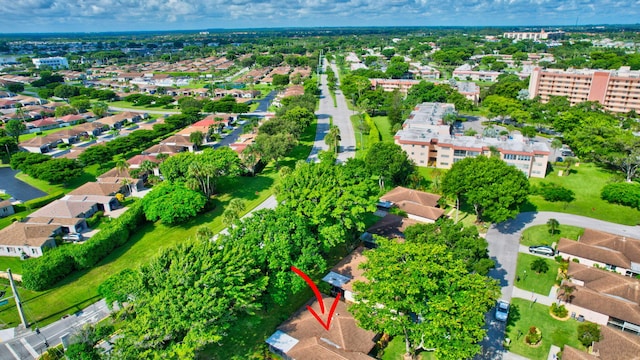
[291,265,341,331]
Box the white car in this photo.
[495,300,510,322]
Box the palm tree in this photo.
[324,125,341,154]
[195,225,214,242]
[115,158,130,175]
[240,145,260,176]
[557,283,575,303]
[547,218,560,235]
[189,131,205,149]
[139,159,158,176]
[222,199,246,227]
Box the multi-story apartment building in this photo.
[503,30,565,41]
[32,56,69,69]
[369,78,421,94]
[394,103,550,178]
[528,66,640,113]
[453,64,502,82]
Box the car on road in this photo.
[495,300,510,321]
[529,245,555,256]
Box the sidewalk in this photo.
[511,287,555,306]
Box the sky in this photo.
[0,0,639,33]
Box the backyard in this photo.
[505,298,585,360]
[527,162,640,225]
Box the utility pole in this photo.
[6,268,28,328]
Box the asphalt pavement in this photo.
[479,211,640,359]
[0,167,47,202]
[0,300,109,360]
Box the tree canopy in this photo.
[141,183,207,224]
[350,238,500,359]
[442,156,530,223]
[364,142,415,187]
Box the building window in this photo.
[441,154,449,158]
[441,162,449,166]
[517,155,531,161]
[453,149,467,157]
[504,154,517,160]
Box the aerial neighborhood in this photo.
[0,24,639,360]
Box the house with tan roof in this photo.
[75,121,108,136]
[20,135,61,154]
[322,247,368,303]
[562,325,640,360]
[28,117,59,131]
[69,182,125,197]
[266,295,378,360]
[561,262,640,335]
[361,213,418,247]
[0,200,15,218]
[558,229,640,276]
[0,222,59,258]
[142,143,183,156]
[49,128,87,144]
[27,199,100,233]
[159,135,195,152]
[97,168,143,193]
[379,187,444,224]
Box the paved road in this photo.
[0,168,47,202]
[0,300,109,360]
[479,211,640,359]
[308,60,357,163]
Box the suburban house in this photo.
[28,117,59,131]
[361,213,418,248]
[97,168,143,193]
[97,112,143,129]
[50,128,87,144]
[128,154,161,176]
[57,114,86,126]
[143,143,183,156]
[20,135,61,154]
[0,222,59,258]
[322,246,367,302]
[69,182,125,197]
[557,228,640,277]
[562,325,640,360]
[229,133,258,154]
[560,262,640,336]
[75,121,108,136]
[63,194,119,213]
[379,186,444,223]
[27,199,99,234]
[159,135,195,152]
[266,295,378,360]
[0,200,15,218]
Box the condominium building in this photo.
[32,56,69,69]
[369,78,420,94]
[453,64,501,82]
[394,103,550,178]
[503,30,565,41]
[528,66,640,113]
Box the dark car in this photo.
[529,245,555,256]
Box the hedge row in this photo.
[13,192,65,213]
[21,201,146,291]
[364,114,380,145]
[601,182,640,210]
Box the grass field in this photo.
[526,163,640,225]
[371,116,394,142]
[108,100,180,112]
[515,253,560,295]
[0,257,27,274]
[350,114,369,158]
[521,225,584,247]
[505,298,584,360]
[0,120,317,329]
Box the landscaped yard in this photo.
[527,163,640,225]
[350,114,370,158]
[505,298,585,360]
[107,100,180,112]
[15,163,100,199]
[0,256,28,274]
[521,224,584,247]
[515,253,560,296]
[380,337,437,360]
[371,115,394,142]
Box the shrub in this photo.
[551,303,568,318]
[577,322,601,347]
[525,326,542,345]
[86,211,104,229]
[601,182,640,209]
[24,193,65,210]
[536,183,575,203]
[21,246,77,291]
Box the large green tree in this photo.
[141,183,207,224]
[276,160,377,251]
[350,239,499,359]
[5,119,26,143]
[442,156,530,223]
[364,142,415,187]
[109,239,267,358]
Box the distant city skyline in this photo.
[0,0,639,34]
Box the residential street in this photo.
[479,211,640,359]
[0,300,109,360]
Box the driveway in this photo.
[0,168,47,202]
[479,211,640,359]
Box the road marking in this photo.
[5,343,21,360]
[21,338,38,358]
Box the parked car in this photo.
[561,150,574,157]
[529,245,555,256]
[63,233,84,242]
[495,300,510,321]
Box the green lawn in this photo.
[505,298,584,360]
[0,256,27,274]
[381,337,437,360]
[372,116,394,142]
[521,225,584,247]
[0,121,318,328]
[108,100,180,112]
[515,253,560,296]
[15,163,99,199]
[526,163,640,225]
